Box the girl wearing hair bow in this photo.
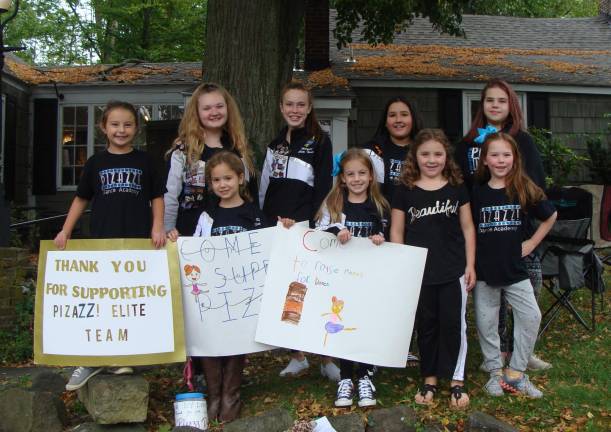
[454,79,551,385]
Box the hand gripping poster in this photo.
[34,239,185,366]
[177,227,275,356]
[255,225,427,368]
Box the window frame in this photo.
[56,102,184,191]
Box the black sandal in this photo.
[449,385,470,410]
[415,383,437,405]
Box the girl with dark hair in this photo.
[361,96,423,204]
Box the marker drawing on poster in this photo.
[256,225,427,368]
[178,227,276,356]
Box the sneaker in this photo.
[279,357,309,377]
[334,378,354,407]
[406,352,419,367]
[320,361,341,382]
[500,373,543,398]
[357,375,377,407]
[108,366,134,375]
[65,367,103,391]
[484,373,504,397]
[527,354,552,371]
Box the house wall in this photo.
[3,78,31,205]
[549,93,611,181]
[348,87,439,147]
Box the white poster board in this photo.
[35,239,185,366]
[255,225,427,368]
[177,228,275,356]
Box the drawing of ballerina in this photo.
[321,296,356,346]
[184,264,210,321]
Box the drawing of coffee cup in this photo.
[281,281,307,325]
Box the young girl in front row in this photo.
[472,133,556,398]
[54,101,166,391]
[190,151,266,423]
[390,129,475,409]
[316,148,389,408]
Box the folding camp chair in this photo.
[538,187,605,336]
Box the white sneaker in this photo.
[65,367,103,391]
[320,362,341,382]
[279,357,309,377]
[484,373,504,397]
[527,354,552,371]
[108,366,134,375]
[357,375,377,407]
[335,378,354,407]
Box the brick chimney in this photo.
[600,0,610,17]
[304,0,330,71]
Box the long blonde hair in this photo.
[169,82,254,173]
[316,148,389,223]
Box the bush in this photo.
[530,127,589,188]
[0,279,35,364]
[585,113,611,185]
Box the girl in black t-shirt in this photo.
[472,133,556,399]
[454,79,549,371]
[316,148,389,409]
[390,129,476,410]
[361,96,423,206]
[186,151,292,423]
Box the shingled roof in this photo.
[5,13,610,91]
[330,12,611,87]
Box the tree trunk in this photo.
[203,0,305,161]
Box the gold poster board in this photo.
[34,239,185,366]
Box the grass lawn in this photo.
[134,272,610,432]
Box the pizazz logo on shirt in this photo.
[478,204,521,233]
[389,158,403,183]
[99,168,142,195]
[345,221,375,238]
[468,147,481,173]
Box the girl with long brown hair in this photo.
[259,81,334,379]
[391,128,475,410]
[472,132,556,399]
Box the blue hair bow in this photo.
[474,125,499,145]
[331,151,346,177]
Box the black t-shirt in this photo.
[77,149,165,238]
[342,199,386,238]
[362,135,409,204]
[472,183,556,286]
[392,183,469,285]
[210,202,268,237]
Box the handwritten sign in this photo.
[177,228,275,356]
[255,225,427,368]
[34,239,185,366]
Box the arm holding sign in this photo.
[54,197,89,250]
